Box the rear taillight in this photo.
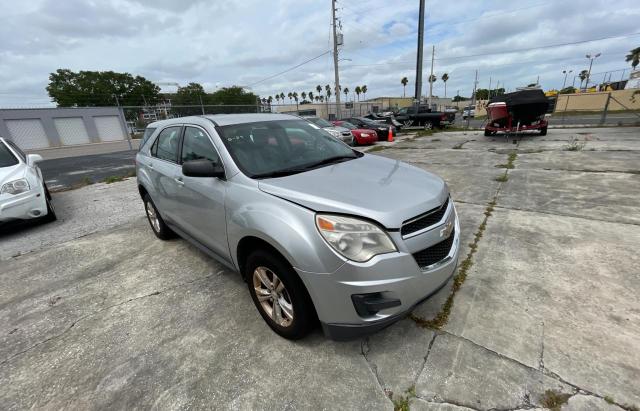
[440,114,446,120]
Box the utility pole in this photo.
[414,0,425,114]
[561,70,573,91]
[488,77,492,99]
[466,70,478,130]
[428,45,435,108]
[331,0,341,120]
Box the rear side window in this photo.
[151,126,182,163]
[0,142,19,167]
[4,140,26,161]
[181,127,220,163]
[139,127,156,150]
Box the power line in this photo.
[247,50,332,87]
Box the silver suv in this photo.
[136,114,459,340]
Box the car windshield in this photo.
[0,142,19,168]
[306,117,333,128]
[339,122,357,130]
[218,119,361,178]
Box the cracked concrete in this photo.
[1,127,639,409]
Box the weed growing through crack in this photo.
[104,175,125,184]
[367,145,387,153]
[563,137,586,151]
[540,389,571,411]
[392,385,416,411]
[494,172,509,182]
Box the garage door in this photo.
[5,119,50,150]
[53,117,91,145]
[94,116,126,142]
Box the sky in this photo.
[0,0,639,107]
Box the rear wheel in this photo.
[484,128,491,136]
[540,127,547,136]
[424,122,433,130]
[350,135,357,146]
[143,194,175,240]
[246,249,315,340]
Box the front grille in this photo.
[342,131,351,136]
[401,197,449,237]
[412,227,456,269]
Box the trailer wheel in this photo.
[540,127,547,136]
[484,128,491,136]
[424,122,433,130]
[403,120,413,127]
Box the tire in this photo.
[245,249,316,340]
[540,127,547,136]
[424,122,433,130]
[143,193,175,240]
[350,135,357,146]
[41,184,57,223]
[403,120,413,127]
[484,128,491,136]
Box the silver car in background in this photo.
[136,114,459,340]
[302,116,353,144]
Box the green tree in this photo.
[173,82,206,106]
[560,86,576,94]
[301,91,307,101]
[275,94,280,104]
[343,87,349,101]
[287,92,293,103]
[46,69,160,107]
[452,95,468,102]
[625,47,640,70]
[578,70,589,89]
[441,73,449,97]
[354,86,361,101]
[316,85,322,95]
[325,84,331,102]
[361,85,367,100]
[208,86,258,105]
[475,89,489,100]
[428,74,437,84]
[308,91,314,102]
[280,92,285,102]
[401,77,408,97]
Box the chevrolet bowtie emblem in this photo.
[440,220,453,238]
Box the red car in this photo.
[331,121,378,146]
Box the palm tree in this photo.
[325,84,332,102]
[267,96,273,108]
[308,91,314,102]
[441,73,449,97]
[578,70,589,89]
[319,95,324,103]
[361,85,367,100]
[301,91,307,102]
[280,92,285,102]
[287,92,293,103]
[354,86,362,101]
[314,96,319,102]
[343,87,349,101]
[428,74,437,84]
[401,77,408,97]
[275,94,280,104]
[626,47,640,70]
[316,85,322,95]
[292,92,298,103]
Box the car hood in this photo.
[258,154,448,229]
[323,125,350,133]
[0,164,25,185]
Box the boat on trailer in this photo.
[485,89,549,136]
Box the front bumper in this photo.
[0,190,47,223]
[297,205,460,340]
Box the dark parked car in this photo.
[394,106,455,129]
[341,117,396,141]
[363,113,403,129]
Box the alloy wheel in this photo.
[145,201,161,233]
[252,266,294,327]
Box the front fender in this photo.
[226,182,345,275]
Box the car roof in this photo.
[147,113,301,128]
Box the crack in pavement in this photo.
[538,321,545,372]
[413,332,438,389]
[0,270,224,367]
[360,337,396,407]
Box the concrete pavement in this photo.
[1,127,638,410]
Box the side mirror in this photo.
[26,154,43,167]
[182,159,225,179]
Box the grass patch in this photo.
[367,145,387,152]
[411,199,497,330]
[416,129,434,137]
[495,163,514,169]
[540,390,571,411]
[104,175,125,184]
[392,386,416,411]
[430,138,441,142]
[494,172,508,182]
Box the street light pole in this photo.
[585,53,601,89]
[414,0,426,115]
[561,70,573,91]
[331,0,341,120]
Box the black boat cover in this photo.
[489,89,549,124]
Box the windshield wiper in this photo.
[301,154,358,169]
[253,167,310,179]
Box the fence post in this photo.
[600,92,611,125]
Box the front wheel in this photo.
[424,122,433,130]
[246,250,316,340]
[143,194,175,240]
[540,127,547,136]
[41,184,57,223]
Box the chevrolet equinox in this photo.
[136,114,460,340]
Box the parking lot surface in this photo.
[1,127,638,410]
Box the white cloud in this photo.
[0,0,639,106]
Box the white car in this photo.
[0,137,56,224]
[462,106,475,119]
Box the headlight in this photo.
[315,214,397,262]
[1,178,30,195]
[361,133,370,137]
[326,129,340,137]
